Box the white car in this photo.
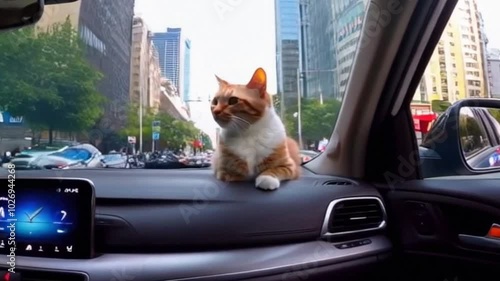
[8,146,68,169]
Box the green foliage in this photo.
[487,108,500,124]
[431,100,452,113]
[121,104,201,151]
[200,132,213,150]
[283,98,342,142]
[0,17,104,143]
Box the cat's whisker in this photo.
[231,121,248,136]
[231,116,250,132]
[230,121,245,136]
[231,115,250,125]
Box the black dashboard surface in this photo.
[0,168,392,280]
[1,168,383,250]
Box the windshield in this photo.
[0,0,367,170]
[51,149,92,161]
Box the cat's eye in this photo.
[228,97,239,105]
[212,98,218,105]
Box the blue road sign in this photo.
[152,132,160,140]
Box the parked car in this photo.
[102,152,128,168]
[29,144,104,169]
[7,146,68,170]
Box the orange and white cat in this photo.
[210,67,301,190]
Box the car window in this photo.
[52,149,91,161]
[415,0,500,178]
[459,109,491,157]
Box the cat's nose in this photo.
[213,108,223,115]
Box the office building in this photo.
[301,0,368,100]
[78,0,135,130]
[152,28,191,102]
[275,0,301,112]
[130,17,162,112]
[182,39,191,102]
[159,78,190,121]
[488,58,500,98]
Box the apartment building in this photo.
[413,0,487,105]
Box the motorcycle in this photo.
[144,152,210,169]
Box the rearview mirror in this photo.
[420,98,500,177]
[0,0,78,31]
[459,106,500,170]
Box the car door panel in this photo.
[380,179,500,278]
[377,180,500,280]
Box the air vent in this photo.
[321,197,386,237]
[323,180,354,186]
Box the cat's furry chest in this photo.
[220,111,286,176]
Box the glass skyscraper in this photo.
[152,28,181,89]
[78,0,135,131]
[302,0,337,99]
[275,0,301,113]
[152,28,191,102]
[183,39,191,102]
[303,0,368,99]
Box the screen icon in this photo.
[66,245,72,252]
[54,246,59,253]
[38,246,43,252]
[56,188,61,193]
[0,207,4,218]
[0,240,4,248]
[25,245,32,251]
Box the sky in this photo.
[476,0,500,50]
[134,0,277,99]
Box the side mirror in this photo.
[0,0,78,31]
[420,98,500,177]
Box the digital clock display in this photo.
[0,178,95,259]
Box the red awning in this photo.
[413,113,437,133]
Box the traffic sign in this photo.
[127,136,136,144]
[152,132,160,140]
[152,120,161,133]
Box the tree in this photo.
[121,104,200,151]
[283,98,342,145]
[487,108,500,124]
[431,100,452,113]
[200,132,213,150]
[0,17,104,144]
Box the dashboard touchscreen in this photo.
[0,178,95,259]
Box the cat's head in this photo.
[211,67,272,130]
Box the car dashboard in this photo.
[0,168,392,281]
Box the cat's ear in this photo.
[215,75,228,86]
[246,67,267,98]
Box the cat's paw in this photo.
[255,175,280,190]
